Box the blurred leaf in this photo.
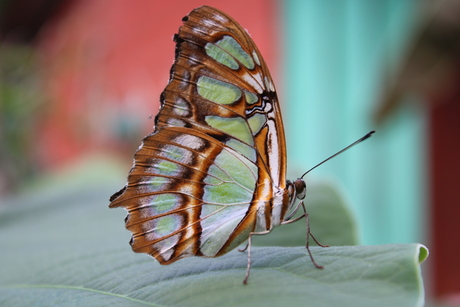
[0,157,428,306]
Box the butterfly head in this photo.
[294,178,307,200]
[286,178,307,203]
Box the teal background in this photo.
[282,0,426,245]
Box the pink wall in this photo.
[36,0,280,169]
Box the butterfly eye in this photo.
[294,178,306,200]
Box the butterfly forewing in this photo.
[109,6,289,264]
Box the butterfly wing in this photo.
[109,5,288,264]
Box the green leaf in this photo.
[0,157,428,306]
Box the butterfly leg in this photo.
[238,242,249,252]
[280,196,306,224]
[242,229,270,285]
[283,199,304,222]
[303,209,325,269]
[299,201,329,248]
[281,201,328,269]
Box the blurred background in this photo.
[0,0,459,304]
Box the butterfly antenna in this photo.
[300,131,375,179]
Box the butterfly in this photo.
[109,5,328,284]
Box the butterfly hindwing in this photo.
[109,6,289,264]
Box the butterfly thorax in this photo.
[264,178,306,229]
[252,178,303,233]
